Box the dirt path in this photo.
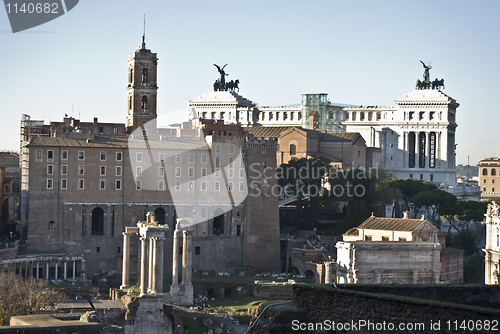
[172,305,248,334]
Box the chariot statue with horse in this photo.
[213,64,240,92]
[415,60,445,90]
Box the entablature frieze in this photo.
[398,124,448,131]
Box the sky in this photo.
[0,0,499,166]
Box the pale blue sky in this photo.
[0,0,499,166]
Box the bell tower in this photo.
[126,34,158,133]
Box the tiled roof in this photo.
[344,228,359,236]
[28,136,207,150]
[356,215,438,232]
[243,126,299,138]
[320,132,361,142]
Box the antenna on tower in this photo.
[143,14,146,36]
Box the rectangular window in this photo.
[136,166,142,176]
[201,181,207,191]
[201,167,207,178]
[240,145,245,154]
[136,152,143,162]
[215,168,220,178]
[175,167,181,177]
[61,165,67,175]
[78,179,84,189]
[214,181,220,191]
[195,246,200,255]
[158,167,164,177]
[61,150,68,160]
[136,180,142,190]
[175,181,181,191]
[215,144,220,153]
[158,180,164,190]
[215,157,220,168]
[116,152,122,161]
[201,207,207,218]
[188,167,194,177]
[113,127,118,134]
[228,157,234,168]
[239,182,245,191]
[365,235,372,241]
[100,151,106,161]
[188,181,194,191]
[228,168,234,178]
[36,149,42,162]
[188,154,195,163]
[78,151,85,160]
[78,165,85,175]
[100,166,106,176]
[175,154,182,163]
[47,165,53,175]
[116,166,122,176]
[61,179,67,189]
[47,179,53,189]
[239,168,245,178]
[116,179,121,190]
[228,182,234,191]
[382,236,389,241]
[201,154,207,163]
[100,179,106,190]
[229,145,234,154]
[158,153,165,163]
[47,150,54,161]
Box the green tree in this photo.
[413,188,457,228]
[390,178,437,215]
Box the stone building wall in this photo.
[292,285,500,333]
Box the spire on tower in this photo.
[141,14,146,49]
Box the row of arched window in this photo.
[483,168,498,176]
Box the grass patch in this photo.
[465,256,483,283]
[47,280,85,288]
[207,296,290,324]
[179,310,207,334]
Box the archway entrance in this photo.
[92,207,104,236]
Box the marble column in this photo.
[148,237,153,293]
[46,262,49,280]
[150,237,157,295]
[415,131,420,169]
[36,262,40,280]
[64,261,67,280]
[171,229,180,290]
[120,232,131,289]
[182,230,192,287]
[55,261,58,280]
[140,237,147,296]
[72,260,76,279]
[324,262,333,284]
[81,259,86,280]
[156,236,164,294]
